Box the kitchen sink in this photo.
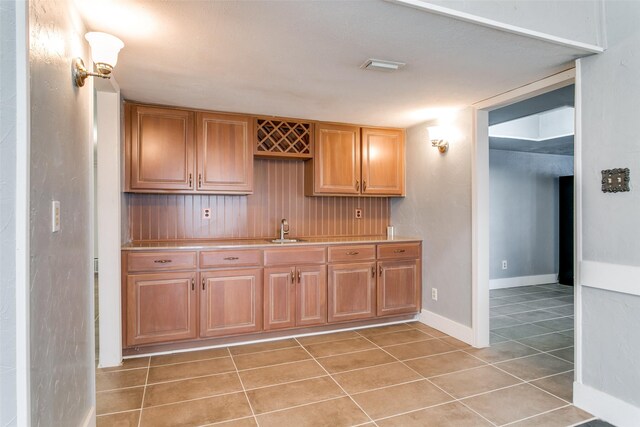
[269,238,305,243]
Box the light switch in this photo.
[602,168,630,193]
[52,200,60,233]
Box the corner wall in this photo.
[391,108,473,327]
[28,0,95,424]
[575,1,640,424]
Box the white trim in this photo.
[474,69,576,111]
[15,1,31,425]
[80,406,96,427]
[472,109,490,348]
[96,87,123,368]
[574,59,584,383]
[581,261,640,297]
[489,274,558,289]
[417,309,474,346]
[574,382,640,427]
[389,0,604,54]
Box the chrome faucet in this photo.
[279,218,290,240]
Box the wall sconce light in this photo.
[428,126,449,153]
[74,32,124,87]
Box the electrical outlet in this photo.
[203,208,212,219]
[355,208,362,219]
[52,200,60,233]
[431,288,438,301]
[502,260,508,270]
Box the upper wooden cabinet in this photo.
[126,104,195,191]
[125,103,253,194]
[196,112,253,193]
[305,123,405,196]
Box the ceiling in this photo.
[489,85,575,155]
[78,1,590,128]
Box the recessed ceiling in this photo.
[78,1,591,128]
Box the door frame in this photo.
[470,68,577,349]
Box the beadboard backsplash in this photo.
[125,159,390,242]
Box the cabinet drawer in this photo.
[264,247,326,266]
[377,243,421,260]
[328,245,376,263]
[127,251,197,272]
[200,249,262,268]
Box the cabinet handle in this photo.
[379,265,383,276]
[189,173,192,187]
[223,256,239,261]
[371,266,375,278]
[202,277,205,291]
[297,270,301,283]
[154,259,172,264]
[198,173,202,188]
[393,249,406,253]
[291,269,295,284]
[355,180,360,191]
[346,251,359,256]
[363,180,367,191]
[191,278,194,291]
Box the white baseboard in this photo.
[581,260,640,297]
[489,274,557,289]
[80,405,96,427]
[574,382,640,427]
[417,309,474,345]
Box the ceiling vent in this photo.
[360,59,406,72]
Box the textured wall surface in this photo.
[431,0,605,47]
[1,2,18,425]
[29,0,95,425]
[489,150,573,279]
[391,109,473,327]
[579,0,640,411]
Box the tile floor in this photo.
[96,286,596,427]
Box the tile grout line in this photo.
[136,356,150,427]
[226,347,260,427]
[294,337,380,427]
[356,333,499,427]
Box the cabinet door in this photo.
[196,112,253,194]
[127,104,195,191]
[377,260,421,316]
[361,128,405,196]
[297,265,327,327]
[264,267,296,330]
[328,262,376,322]
[200,269,262,337]
[313,123,361,195]
[126,272,197,346]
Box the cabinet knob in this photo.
[223,256,239,261]
[393,249,406,253]
[355,180,360,191]
[379,265,383,276]
[371,266,375,278]
[188,173,192,187]
[297,270,301,283]
[346,251,359,256]
[363,180,367,191]
[198,173,202,188]
[191,278,194,291]
[154,259,172,264]
[202,277,205,290]
[291,269,295,284]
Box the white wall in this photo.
[28,0,95,424]
[575,1,640,424]
[391,108,473,327]
[431,0,605,48]
[1,1,18,425]
[489,150,573,280]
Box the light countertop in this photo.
[122,235,421,250]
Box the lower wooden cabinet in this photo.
[264,265,327,330]
[200,269,263,338]
[328,262,376,322]
[377,260,421,316]
[126,271,197,346]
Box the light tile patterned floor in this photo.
[96,284,597,427]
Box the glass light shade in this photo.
[85,32,124,67]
